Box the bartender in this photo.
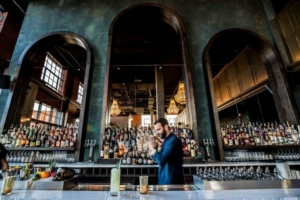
[149,118,184,184]
[0,143,9,170]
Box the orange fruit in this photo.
[40,171,51,178]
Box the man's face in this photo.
[155,123,167,139]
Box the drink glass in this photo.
[139,176,148,194]
[1,176,16,195]
[110,168,120,196]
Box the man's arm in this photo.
[1,157,9,170]
[152,139,177,165]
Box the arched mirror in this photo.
[1,32,91,161]
[205,29,299,161]
[100,4,199,161]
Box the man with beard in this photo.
[149,118,184,184]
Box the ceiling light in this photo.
[110,99,121,116]
[174,81,186,104]
[167,99,179,114]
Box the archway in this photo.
[100,3,198,149]
[1,31,92,161]
[204,28,300,161]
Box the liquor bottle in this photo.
[122,154,127,165]
[70,136,75,148]
[1,134,8,145]
[109,145,114,159]
[119,144,124,156]
[100,146,104,159]
[16,135,22,147]
[137,152,143,165]
[45,139,50,148]
[132,150,137,165]
[104,144,109,159]
[114,144,119,159]
[126,152,132,165]
[25,135,30,147]
[36,134,41,147]
[60,138,65,147]
[11,136,17,147]
[190,144,196,158]
[29,133,36,147]
[55,137,61,147]
[143,153,147,165]
[65,136,70,147]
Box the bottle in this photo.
[104,144,109,159]
[137,152,143,165]
[190,144,196,158]
[100,146,104,159]
[114,144,119,159]
[29,133,36,147]
[60,138,65,147]
[16,135,22,147]
[126,152,132,165]
[36,134,41,147]
[109,145,114,159]
[25,135,30,147]
[122,154,127,165]
[132,151,137,165]
[119,144,124,156]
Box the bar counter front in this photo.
[4,161,300,199]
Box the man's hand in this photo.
[149,148,157,157]
[147,141,157,150]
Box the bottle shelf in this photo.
[224,145,300,150]
[6,147,75,151]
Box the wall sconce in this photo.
[0,75,11,89]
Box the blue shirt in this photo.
[153,133,184,184]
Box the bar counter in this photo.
[1,188,300,199]
[11,161,300,168]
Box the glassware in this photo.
[110,168,120,196]
[139,176,148,194]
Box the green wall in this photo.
[0,0,276,161]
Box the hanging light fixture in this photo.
[110,99,121,116]
[167,99,179,114]
[174,81,186,104]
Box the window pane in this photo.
[41,105,46,112]
[41,53,64,93]
[39,113,45,121]
[44,115,50,122]
[33,103,39,111]
[32,111,38,119]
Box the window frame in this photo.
[77,82,84,104]
[41,53,65,93]
[31,101,63,125]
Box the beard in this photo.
[161,128,167,139]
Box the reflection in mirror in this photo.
[107,6,186,128]
[209,32,279,127]
[17,44,86,129]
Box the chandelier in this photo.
[110,99,121,116]
[167,99,179,114]
[174,81,186,104]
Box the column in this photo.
[155,66,165,119]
